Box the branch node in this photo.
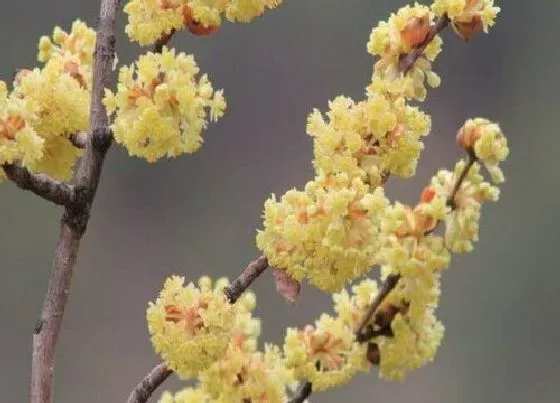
[33,319,44,335]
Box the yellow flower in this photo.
[432,0,500,40]
[13,63,90,138]
[308,93,431,189]
[104,47,226,162]
[456,118,509,183]
[159,388,209,403]
[124,0,283,45]
[378,198,450,277]
[375,307,444,380]
[33,136,82,181]
[200,344,293,403]
[283,315,368,391]
[430,160,500,253]
[37,20,96,87]
[0,81,44,177]
[124,0,186,46]
[257,172,389,292]
[147,276,236,379]
[367,4,443,102]
[373,266,445,380]
[333,278,379,329]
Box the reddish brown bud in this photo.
[182,5,219,36]
[400,15,431,48]
[187,21,220,36]
[420,185,437,203]
[453,15,483,41]
[456,122,483,150]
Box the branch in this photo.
[287,18,452,400]
[447,149,477,209]
[2,164,77,206]
[288,382,312,403]
[30,0,117,402]
[153,29,175,53]
[355,274,401,340]
[126,363,173,403]
[126,255,269,402]
[224,255,269,303]
[399,14,450,74]
[425,149,478,236]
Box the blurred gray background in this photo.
[0,1,558,402]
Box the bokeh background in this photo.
[1,1,558,402]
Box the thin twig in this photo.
[126,363,172,403]
[224,255,269,303]
[127,255,269,402]
[289,381,312,403]
[399,14,450,74]
[355,274,401,338]
[357,324,394,344]
[425,150,478,236]
[29,1,117,402]
[447,150,477,209]
[2,164,77,206]
[153,29,175,53]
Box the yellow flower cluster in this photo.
[104,47,226,162]
[0,21,92,181]
[151,0,508,394]
[257,4,443,293]
[153,276,295,401]
[147,276,237,378]
[432,0,500,40]
[283,315,368,391]
[200,344,292,402]
[17,21,93,139]
[0,82,44,176]
[257,172,389,292]
[431,159,500,253]
[124,0,284,46]
[308,94,431,189]
[457,118,509,183]
[375,303,444,380]
[366,117,507,379]
[333,278,379,329]
[367,3,443,101]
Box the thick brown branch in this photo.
[2,164,76,206]
[126,363,172,403]
[29,1,117,402]
[289,382,312,403]
[399,14,450,74]
[224,255,269,303]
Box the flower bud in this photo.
[400,15,431,48]
[453,15,483,41]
